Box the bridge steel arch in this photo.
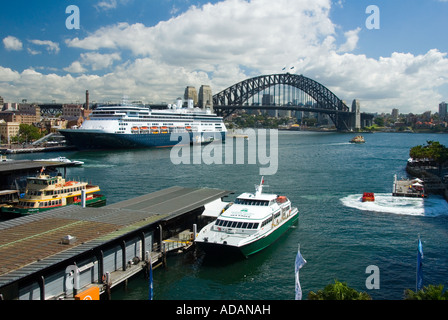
[213,73,353,131]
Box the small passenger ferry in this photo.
[34,156,84,166]
[349,135,365,143]
[195,177,299,257]
[1,169,106,215]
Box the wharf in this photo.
[0,186,231,300]
[0,159,75,190]
[392,179,426,198]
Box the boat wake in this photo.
[81,163,117,168]
[340,193,448,217]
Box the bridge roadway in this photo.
[214,105,374,129]
[215,104,347,115]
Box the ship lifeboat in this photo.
[131,126,139,132]
[361,192,375,202]
[140,126,149,130]
[161,126,168,134]
[150,126,159,134]
[276,196,287,203]
[185,126,192,131]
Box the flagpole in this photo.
[416,235,419,292]
[295,243,306,300]
[416,234,423,292]
[148,252,153,300]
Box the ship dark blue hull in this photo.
[59,130,226,150]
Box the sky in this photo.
[0,0,448,114]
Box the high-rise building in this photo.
[184,86,198,107]
[262,94,273,105]
[198,85,213,110]
[351,99,360,129]
[392,108,399,120]
[262,94,277,117]
[439,102,447,121]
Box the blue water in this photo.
[8,132,448,300]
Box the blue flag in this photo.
[149,256,154,300]
[417,238,423,291]
[295,248,307,300]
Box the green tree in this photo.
[17,124,43,143]
[308,280,372,300]
[374,117,385,127]
[404,284,448,300]
[410,141,448,174]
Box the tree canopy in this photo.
[404,284,448,300]
[307,280,372,300]
[409,140,448,164]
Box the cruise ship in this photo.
[195,177,299,257]
[59,101,227,150]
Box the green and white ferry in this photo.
[195,177,299,257]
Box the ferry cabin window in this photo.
[27,190,42,196]
[261,216,273,227]
[215,219,259,229]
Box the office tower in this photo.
[198,85,213,110]
[439,102,447,121]
[184,86,198,107]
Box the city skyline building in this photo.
[351,99,360,130]
[198,85,213,110]
[439,102,447,120]
[392,108,399,120]
[184,86,198,107]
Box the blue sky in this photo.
[331,0,448,58]
[1,0,447,113]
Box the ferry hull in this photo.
[1,195,106,215]
[59,130,226,150]
[197,210,299,258]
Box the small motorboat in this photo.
[361,192,375,202]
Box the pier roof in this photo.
[0,186,231,287]
[0,160,71,174]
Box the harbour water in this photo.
[6,131,448,300]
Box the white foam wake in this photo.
[340,193,448,217]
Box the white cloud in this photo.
[338,28,360,53]
[94,0,132,11]
[28,40,60,54]
[63,52,121,75]
[95,0,118,11]
[81,52,121,71]
[64,61,87,74]
[67,0,335,72]
[296,49,448,113]
[27,48,41,55]
[3,36,23,51]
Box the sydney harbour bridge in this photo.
[212,73,373,131]
[36,73,373,132]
